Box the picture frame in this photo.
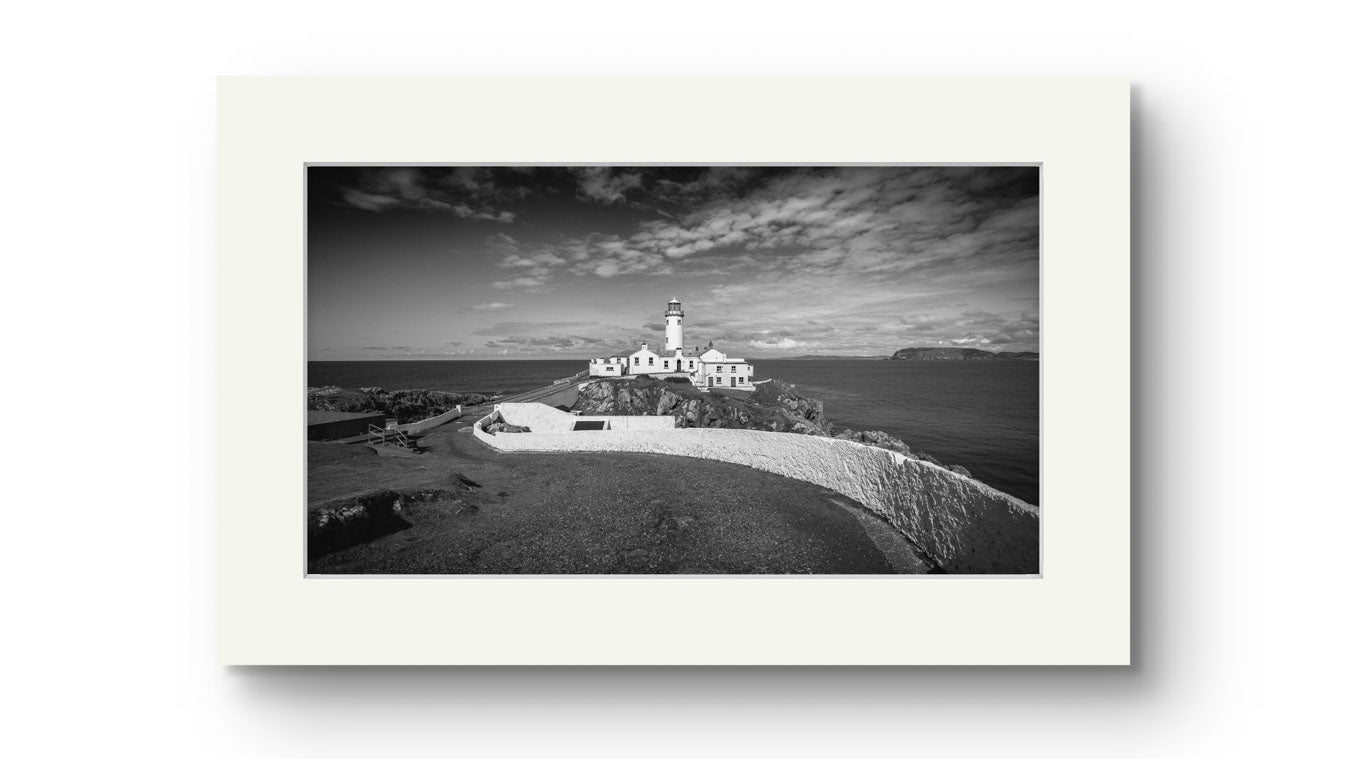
[219,76,1129,665]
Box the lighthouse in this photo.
[664,298,684,352]
[588,297,754,387]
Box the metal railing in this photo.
[367,424,412,448]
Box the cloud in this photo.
[318,167,1039,358]
[651,167,755,205]
[338,167,516,221]
[342,190,401,212]
[707,284,750,298]
[477,331,645,356]
[492,275,553,292]
[471,320,601,336]
[610,168,1038,287]
[484,231,673,291]
[748,336,799,351]
[466,168,1039,355]
[571,167,1036,353]
[438,167,536,202]
[572,167,644,204]
[463,318,652,357]
[500,251,567,269]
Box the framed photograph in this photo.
[219,77,1129,664]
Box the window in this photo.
[663,360,669,369]
[716,376,722,385]
[730,365,736,372]
[647,357,653,366]
[716,365,722,372]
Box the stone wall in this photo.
[472,404,1038,574]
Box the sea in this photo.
[308,359,1040,505]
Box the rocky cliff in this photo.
[573,377,973,478]
[574,377,830,434]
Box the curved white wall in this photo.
[474,404,1038,574]
[491,402,677,432]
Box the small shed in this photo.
[307,410,386,441]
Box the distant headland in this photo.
[768,354,892,360]
[890,348,1039,361]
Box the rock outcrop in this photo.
[830,427,972,477]
[575,376,980,482]
[574,377,831,435]
[309,485,483,558]
[831,427,912,454]
[484,421,531,434]
[308,489,413,558]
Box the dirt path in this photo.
[307,422,934,574]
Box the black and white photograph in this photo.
[23,0,1350,751]
[307,165,1040,574]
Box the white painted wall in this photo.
[696,361,753,388]
[664,313,683,351]
[588,358,624,376]
[490,402,677,432]
[628,345,661,374]
[474,405,1038,574]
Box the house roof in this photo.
[307,410,384,425]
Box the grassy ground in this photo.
[307,421,934,574]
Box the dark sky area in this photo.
[308,166,1039,360]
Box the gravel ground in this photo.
[307,421,934,574]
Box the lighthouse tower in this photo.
[664,298,684,352]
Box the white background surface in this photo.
[1,0,1346,755]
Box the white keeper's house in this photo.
[588,298,756,390]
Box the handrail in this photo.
[366,423,413,448]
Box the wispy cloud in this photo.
[472,167,1038,353]
[339,167,517,222]
[572,167,644,204]
[310,167,1039,358]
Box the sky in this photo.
[307,166,1039,360]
